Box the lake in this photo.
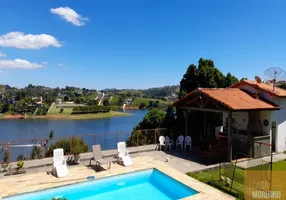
[0,110,148,161]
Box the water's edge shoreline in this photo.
[0,111,132,120]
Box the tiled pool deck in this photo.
[0,155,234,200]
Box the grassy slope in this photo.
[49,104,74,115]
[131,97,170,107]
[110,96,120,105]
[84,93,98,100]
[187,160,286,199]
[47,104,130,119]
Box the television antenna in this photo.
[264,67,286,91]
[255,76,262,84]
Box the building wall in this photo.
[234,83,286,152]
[222,112,248,131]
[269,99,286,152]
[259,111,272,136]
[232,112,248,131]
[236,84,274,102]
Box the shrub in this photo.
[70,137,89,155]
[139,103,146,109]
[45,138,70,157]
[16,154,29,161]
[17,160,24,168]
[35,104,50,116]
[86,100,98,106]
[45,137,88,157]
[126,109,166,146]
[3,151,9,164]
[103,99,110,106]
[31,146,42,159]
[72,105,111,114]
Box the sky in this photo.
[0,0,285,90]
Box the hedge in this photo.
[72,105,111,114]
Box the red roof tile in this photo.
[230,80,286,97]
[174,88,280,111]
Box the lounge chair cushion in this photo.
[121,155,132,166]
[55,165,68,178]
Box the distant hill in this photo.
[101,85,179,100]
[140,85,179,99]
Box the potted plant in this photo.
[14,160,26,174]
[16,160,24,170]
[69,137,88,165]
[71,143,84,164]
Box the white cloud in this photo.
[50,7,89,26]
[0,32,62,49]
[0,52,6,57]
[58,63,64,67]
[0,59,44,69]
[42,61,48,65]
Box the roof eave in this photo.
[232,107,280,112]
[173,89,201,107]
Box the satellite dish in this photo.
[264,67,286,91]
[255,76,262,84]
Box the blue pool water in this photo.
[4,169,198,200]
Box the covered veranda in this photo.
[174,88,280,162]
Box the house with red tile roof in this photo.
[230,79,286,153]
[174,79,285,161]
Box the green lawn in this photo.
[84,93,98,100]
[110,96,120,105]
[131,97,170,107]
[48,104,73,115]
[187,160,286,199]
[47,111,131,119]
[47,103,130,119]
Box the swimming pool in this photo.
[3,168,198,200]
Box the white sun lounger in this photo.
[117,142,132,166]
[52,148,68,178]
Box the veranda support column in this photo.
[203,112,207,138]
[184,111,188,136]
[228,112,233,162]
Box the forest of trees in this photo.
[101,85,179,100]
[178,58,238,98]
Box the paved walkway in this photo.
[134,151,220,173]
[0,144,157,172]
[0,149,212,177]
[0,156,234,200]
[236,152,286,169]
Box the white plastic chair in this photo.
[215,126,223,139]
[117,142,132,166]
[52,148,68,177]
[165,136,173,150]
[184,136,192,150]
[176,135,184,150]
[159,136,166,151]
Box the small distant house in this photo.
[7,99,15,104]
[36,101,43,108]
[56,99,62,104]
[124,98,133,105]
